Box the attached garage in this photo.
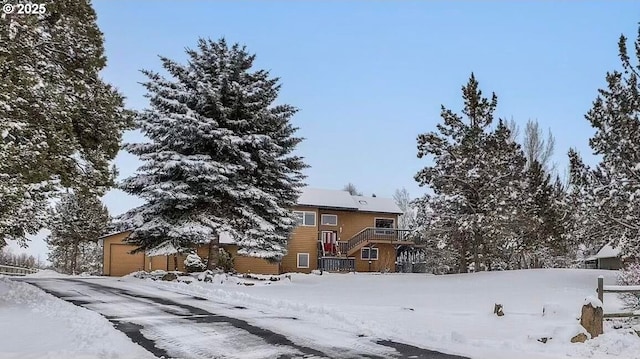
[99,230,281,276]
[109,244,145,276]
[100,230,142,276]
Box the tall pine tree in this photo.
[0,0,131,247]
[415,74,527,272]
[120,38,307,262]
[569,25,640,258]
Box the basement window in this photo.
[297,253,310,268]
[361,248,378,260]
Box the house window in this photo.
[297,253,310,268]
[361,248,379,260]
[374,218,395,235]
[320,214,338,226]
[293,211,316,226]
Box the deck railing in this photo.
[346,228,413,254]
[0,264,39,276]
[318,257,355,272]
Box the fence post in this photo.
[597,276,604,303]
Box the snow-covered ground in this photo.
[137,269,640,359]
[3,269,640,359]
[0,273,154,359]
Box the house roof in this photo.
[296,188,402,214]
[585,243,621,261]
[593,243,621,259]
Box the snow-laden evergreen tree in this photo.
[568,26,640,258]
[120,38,307,262]
[414,74,528,272]
[46,191,110,274]
[514,161,569,268]
[0,0,131,248]
[501,118,570,268]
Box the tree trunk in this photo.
[70,241,79,275]
[458,232,468,273]
[473,233,480,272]
[207,233,220,270]
[173,255,178,271]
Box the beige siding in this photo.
[282,207,400,273]
[354,244,396,272]
[225,245,280,275]
[281,206,318,273]
[102,231,133,275]
[109,244,145,276]
[149,256,170,271]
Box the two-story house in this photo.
[100,188,414,275]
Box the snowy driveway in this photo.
[20,277,469,359]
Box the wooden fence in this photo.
[0,264,39,276]
[597,276,640,319]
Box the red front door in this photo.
[321,231,337,255]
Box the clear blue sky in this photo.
[10,1,640,259]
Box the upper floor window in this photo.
[374,218,395,235]
[320,214,338,226]
[374,218,395,228]
[293,211,316,226]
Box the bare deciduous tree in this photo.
[393,187,416,230]
[343,183,362,196]
[507,119,556,174]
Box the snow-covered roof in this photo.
[296,188,402,214]
[351,195,402,214]
[97,229,236,248]
[97,230,132,240]
[146,240,183,257]
[297,188,358,210]
[219,232,235,244]
[592,243,621,259]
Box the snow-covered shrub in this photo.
[618,263,640,309]
[184,254,206,273]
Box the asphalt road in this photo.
[20,277,469,359]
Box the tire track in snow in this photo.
[23,278,469,359]
[25,278,331,358]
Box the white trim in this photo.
[293,211,316,227]
[361,247,379,260]
[297,253,310,268]
[320,214,338,226]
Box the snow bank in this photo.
[130,269,640,359]
[0,277,154,359]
